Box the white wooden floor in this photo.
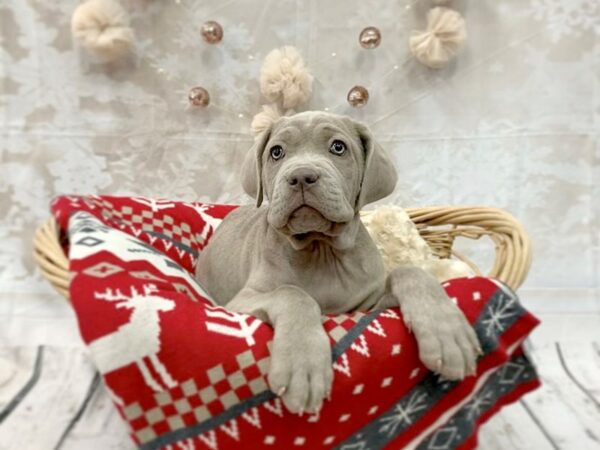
[1,313,599,449]
[479,313,600,450]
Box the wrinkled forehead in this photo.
[269,113,359,146]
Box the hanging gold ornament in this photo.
[201,21,223,44]
[359,26,382,49]
[188,86,210,107]
[347,85,369,107]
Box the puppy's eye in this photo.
[270,145,285,160]
[329,140,347,156]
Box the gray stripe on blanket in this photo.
[146,231,199,258]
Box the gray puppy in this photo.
[196,111,480,415]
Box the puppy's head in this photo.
[241,111,397,249]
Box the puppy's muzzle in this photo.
[286,167,320,190]
[267,157,355,232]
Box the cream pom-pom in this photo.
[260,46,313,110]
[250,104,296,138]
[409,7,467,69]
[361,206,432,273]
[360,205,475,282]
[71,0,134,61]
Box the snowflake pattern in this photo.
[463,388,494,420]
[480,294,518,337]
[529,0,600,42]
[378,392,428,437]
[415,355,537,450]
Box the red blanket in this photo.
[51,195,540,450]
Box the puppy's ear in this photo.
[352,121,397,210]
[241,126,272,207]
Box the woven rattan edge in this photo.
[33,218,71,300]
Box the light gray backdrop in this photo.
[1,0,599,346]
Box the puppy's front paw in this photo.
[403,296,481,380]
[267,327,333,415]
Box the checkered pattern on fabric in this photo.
[324,312,367,343]
[123,347,272,444]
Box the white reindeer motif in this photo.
[183,203,223,244]
[90,284,177,391]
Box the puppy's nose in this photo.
[287,168,320,189]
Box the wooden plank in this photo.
[478,402,554,450]
[556,341,600,404]
[0,347,97,449]
[61,385,133,450]
[528,314,600,346]
[519,341,600,449]
[0,347,39,415]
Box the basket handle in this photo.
[406,206,532,290]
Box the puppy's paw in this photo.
[403,295,481,380]
[267,327,333,415]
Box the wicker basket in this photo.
[33,206,531,301]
